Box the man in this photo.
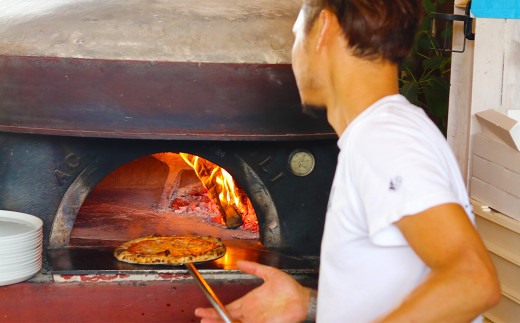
[196,0,501,322]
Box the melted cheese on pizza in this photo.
[127,237,218,257]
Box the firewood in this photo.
[207,187,243,229]
[223,204,243,229]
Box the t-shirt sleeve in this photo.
[350,117,461,247]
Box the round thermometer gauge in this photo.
[289,150,315,176]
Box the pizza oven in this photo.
[0,55,338,265]
[0,1,338,321]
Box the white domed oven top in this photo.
[0,0,299,64]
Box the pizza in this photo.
[114,234,226,265]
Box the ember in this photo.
[177,153,258,233]
[171,188,224,225]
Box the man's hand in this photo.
[195,260,311,323]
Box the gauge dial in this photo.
[289,150,315,176]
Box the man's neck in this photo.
[325,57,400,136]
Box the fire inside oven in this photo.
[70,152,260,247]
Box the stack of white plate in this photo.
[0,210,43,286]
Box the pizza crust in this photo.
[114,235,226,265]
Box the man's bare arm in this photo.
[378,203,501,322]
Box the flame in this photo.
[179,153,257,231]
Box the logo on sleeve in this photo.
[389,176,402,191]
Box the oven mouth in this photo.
[68,152,261,247]
[50,152,282,248]
[46,150,318,275]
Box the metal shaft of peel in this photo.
[185,263,234,323]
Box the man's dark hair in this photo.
[303,0,423,65]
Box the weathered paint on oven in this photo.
[0,276,317,322]
[0,279,261,322]
[52,272,268,283]
[54,273,188,283]
[0,56,335,140]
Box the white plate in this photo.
[0,256,41,267]
[0,227,42,243]
[0,236,43,254]
[0,265,41,286]
[0,261,41,276]
[0,265,42,279]
[0,272,39,286]
[0,230,42,244]
[0,246,42,265]
[0,252,41,266]
[0,210,42,239]
[0,242,42,256]
[0,258,41,272]
[0,258,42,273]
[0,244,42,263]
[0,231,42,246]
[0,267,40,280]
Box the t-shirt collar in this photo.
[336,94,405,148]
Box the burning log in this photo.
[180,153,244,229]
[207,187,243,229]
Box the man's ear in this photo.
[316,9,339,52]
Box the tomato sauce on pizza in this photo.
[114,235,226,265]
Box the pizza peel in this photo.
[184,262,238,323]
[113,235,237,322]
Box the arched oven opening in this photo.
[50,149,283,250]
[46,141,320,274]
[68,152,264,247]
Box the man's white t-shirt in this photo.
[316,94,478,322]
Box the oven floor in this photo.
[49,240,318,274]
[70,187,258,246]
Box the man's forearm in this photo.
[382,204,501,323]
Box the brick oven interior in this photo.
[69,152,261,247]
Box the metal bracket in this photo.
[430,0,475,53]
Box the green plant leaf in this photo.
[401,58,413,73]
[429,36,441,50]
[423,0,436,13]
[430,74,450,93]
[420,15,432,32]
[398,0,452,136]
[423,75,450,117]
[416,33,432,52]
[400,81,422,108]
[422,55,444,71]
[439,56,452,73]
